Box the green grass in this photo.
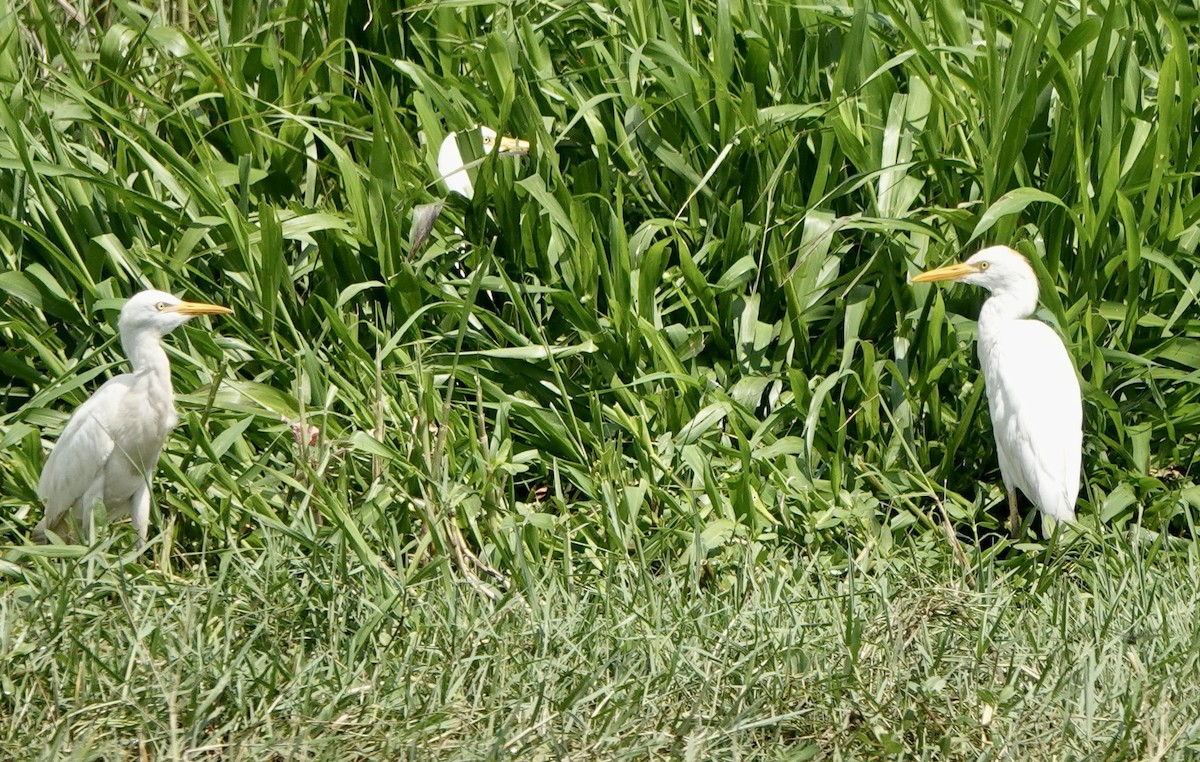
[1,0,1198,756]
[5,532,1200,758]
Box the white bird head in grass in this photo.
[437,125,530,199]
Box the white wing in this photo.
[979,319,1082,521]
[37,373,136,524]
[438,133,475,198]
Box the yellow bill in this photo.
[169,301,234,316]
[910,262,979,283]
[496,135,530,155]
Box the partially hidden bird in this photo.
[35,290,232,545]
[410,126,531,255]
[437,125,530,199]
[911,245,1082,535]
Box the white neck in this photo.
[976,283,1040,378]
[122,328,179,442]
[123,331,171,382]
[978,287,1038,325]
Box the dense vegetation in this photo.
[1,0,1198,757]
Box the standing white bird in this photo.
[34,290,232,545]
[911,246,1082,534]
[436,125,530,199]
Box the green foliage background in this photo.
[1,0,1199,757]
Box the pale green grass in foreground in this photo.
[4,529,1200,759]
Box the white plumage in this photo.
[436,126,530,199]
[912,246,1082,533]
[35,290,232,545]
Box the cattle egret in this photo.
[911,246,1082,535]
[436,125,530,199]
[34,290,232,545]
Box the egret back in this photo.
[977,317,1082,520]
[37,371,174,535]
[37,376,128,518]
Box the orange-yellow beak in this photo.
[910,262,979,283]
[496,135,530,155]
[167,301,233,316]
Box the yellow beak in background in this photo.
[910,262,979,283]
[497,135,531,155]
[168,301,234,316]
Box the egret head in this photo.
[478,126,531,157]
[118,290,233,342]
[911,245,1042,319]
[437,126,530,198]
[911,246,1038,293]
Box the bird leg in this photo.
[1007,488,1021,538]
[81,491,106,544]
[32,517,50,544]
[131,482,151,548]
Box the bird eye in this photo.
[977,261,990,271]
[155,302,167,311]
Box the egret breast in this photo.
[99,374,177,505]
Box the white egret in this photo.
[436,125,530,199]
[911,246,1082,534]
[34,290,232,545]
[410,126,531,255]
